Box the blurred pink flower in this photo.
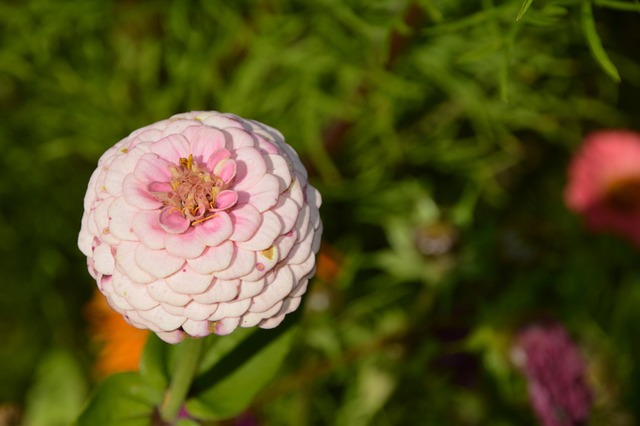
[78,111,322,344]
[565,130,640,245]
[512,323,592,426]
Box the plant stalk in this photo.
[159,337,204,422]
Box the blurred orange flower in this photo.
[85,290,150,378]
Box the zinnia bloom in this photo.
[565,130,640,245]
[512,323,592,426]
[78,111,322,343]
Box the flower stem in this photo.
[160,337,204,422]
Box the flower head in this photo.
[79,111,322,343]
[565,130,640,245]
[512,323,592,426]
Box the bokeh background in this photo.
[2,0,640,424]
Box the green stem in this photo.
[160,337,204,422]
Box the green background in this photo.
[1,0,640,424]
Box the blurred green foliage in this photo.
[1,0,640,424]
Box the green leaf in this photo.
[186,325,297,420]
[581,0,621,82]
[74,373,161,426]
[139,333,169,392]
[516,0,534,21]
[594,0,640,12]
[24,349,88,426]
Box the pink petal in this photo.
[183,301,218,321]
[146,280,191,306]
[160,119,202,137]
[274,232,297,262]
[159,207,191,234]
[105,292,134,312]
[194,212,233,246]
[93,243,115,275]
[103,157,129,197]
[209,298,251,321]
[112,268,159,311]
[243,301,283,326]
[185,126,226,164]
[182,319,212,337]
[201,113,245,129]
[233,147,266,191]
[164,228,206,258]
[236,174,280,212]
[206,149,231,172]
[115,241,155,284]
[214,317,241,335]
[151,134,190,163]
[289,250,316,280]
[134,244,185,278]
[132,211,166,250]
[213,190,238,211]
[108,198,139,241]
[134,153,171,183]
[228,204,262,242]
[264,154,292,193]
[148,181,172,193]
[238,281,266,303]
[138,305,186,331]
[192,279,239,304]
[212,247,255,280]
[286,224,313,265]
[249,266,294,313]
[122,173,163,210]
[236,210,283,251]
[241,245,279,282]
[214,158,236,184]
[258,313,286,329]
[290,276,310,298]
[224,128,257,149]
[165,264,213,295]
[187,241,234,275]
[156,330,184,344]
[78,216,93,257]
[271,196,300,234]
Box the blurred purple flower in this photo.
[512,323,592,426]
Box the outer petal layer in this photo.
[78,111,322,344]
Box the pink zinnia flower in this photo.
[512,323,592,426]
[78,111,322,343]
[565,130,640,245]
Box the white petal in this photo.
[209,298,251,321]
[192,279,239,304]
[146,280,192,307]
[236,210,282,251]
[249,267,294,313]
[183,301,218,321]
[93,243,115,275]
[212,247,255,280]
[165,229,207,258]
[138,305,186,331]
[241,301,283,327]
[134,244,185,278]
[213,316,240,335]
[108,197,139,241]
[132,211,166,250]
[115,241,155,284]
[165,264,214,295]
[187,241,234,275]
[236,174,280,212]
[182,319,212,337]
[236,279,265,301]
